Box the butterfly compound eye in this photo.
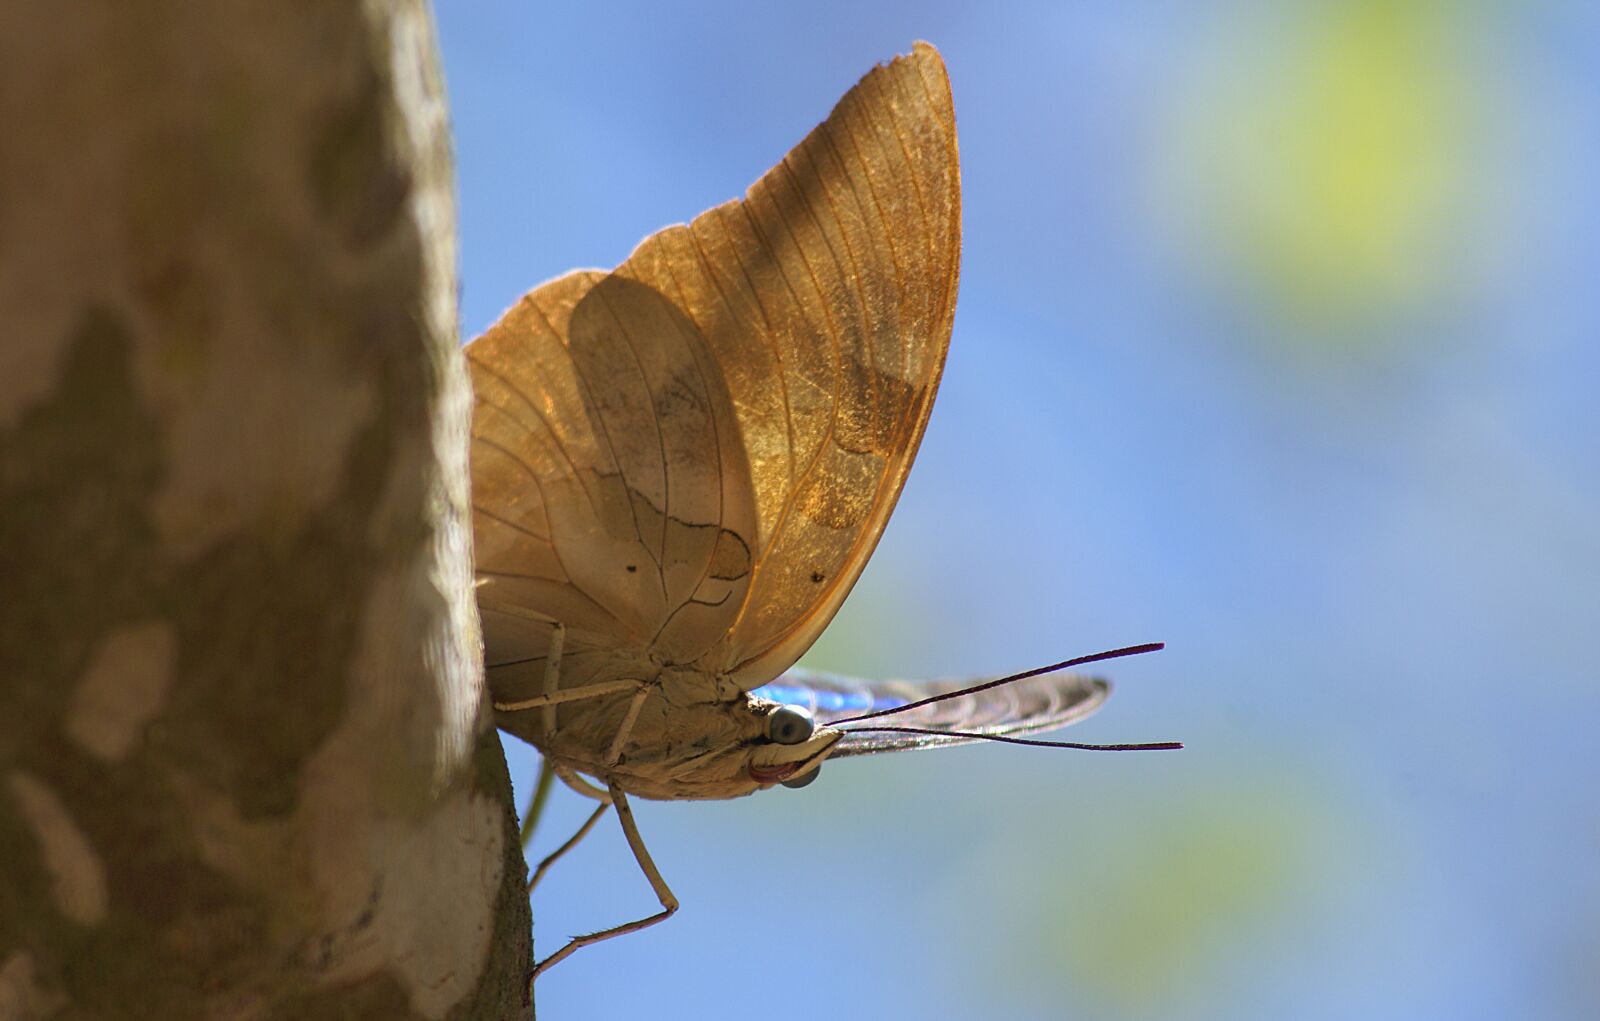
[767,705,814,745]
[781,765,821,789]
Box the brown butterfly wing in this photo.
[615,42,961,686]
[469,270,757,694]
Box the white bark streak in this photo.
[66,621,177,763]
[6,774,108,928]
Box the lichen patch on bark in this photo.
[66,620,177,762]
[309,792,505,1018]
[0,952,70,1020]
[143,329,380,562]
[6,771,109,927]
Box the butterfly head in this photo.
[743,701,839,792]
[567,670,843,801]
[615,687,842,800]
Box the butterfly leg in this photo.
[530,781,678,982]
[604,684,652,767]
[492,677,644,712]
[519,753,611,849]
[528,798,610,892]
[514,623,566,849]
[518,757,556,849]
[524,765,615,888]
[554,764,611,802]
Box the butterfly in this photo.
[466,41,1177,983]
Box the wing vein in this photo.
[690,215,799,494]
[471,431,613,607]
[779,152,878,423]
[469,355,603,523]
[471,502,551,545]
[725,85,927,676]
[721,198,846,642]
[591,284,673,606]
[544,298,664,580]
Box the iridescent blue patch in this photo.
[751,683,812,708]
[752,672,904,718]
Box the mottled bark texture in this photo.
[0,3,531,1019]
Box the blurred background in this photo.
[437,3,1599,1019]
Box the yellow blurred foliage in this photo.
[1156,0,1480,341]
[965,765,1374,1018]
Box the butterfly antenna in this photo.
[825,642,1166,727]
[838,726,1182,751]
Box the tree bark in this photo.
[0,3,531,1018]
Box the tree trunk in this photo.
[0,3,531,1018]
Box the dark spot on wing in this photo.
[810,571,825,583]
[708,528,752,582]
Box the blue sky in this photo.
[438,4,1600,1018]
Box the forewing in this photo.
[614,42,962,686]
[752,669,1109,756]
[469,270,757,688]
